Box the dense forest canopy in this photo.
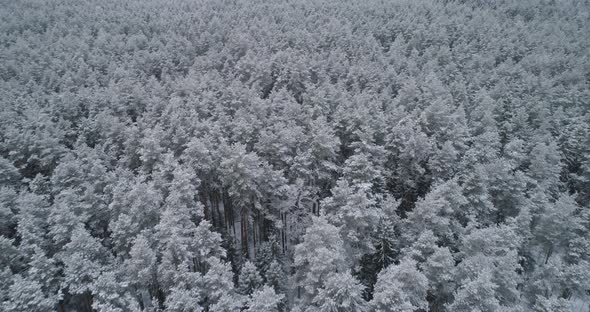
[1,0,589,311]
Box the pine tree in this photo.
[255,235,282,280]
[384,116,433,202]
[3,274,59,312]
[126,234,157,310]
[238,261,263,295]
[447,270,501,312]
[48,189,89,249]
[404,178,467,249]
[292,116,340,190]
[0,186,18,237]
[265,260,287,296]
[370,258,428,312]
[245,285,285,312]
[25,246,61,304]
[294,216,347,305]
[1,0,589,310]
[92,270,141,312]
[0,157,20,187]
[60,226,109,293]
[528,139,563,197]
[109,175,163,256]
[307,271,368,312]
[14,192,51,253]
[454,224,522,309]
[202,257,243,312]
[321,179,382,264]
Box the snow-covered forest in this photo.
[1,0,589,311]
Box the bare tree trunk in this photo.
[203,191,213,226]
[316,199,320,216]
[241,207,249,259]
[203,192,210,222]
[228,193,236,237]
[253,208,257,254]
[214,191,221,228]
[84,292,93,312]
[140,287,152,310]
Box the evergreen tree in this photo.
[307,271,368,312]
[370,258,428,312]
[245,285,285,312]
[1,0,589,310]
[3,274,59,312]
[266,260,286,289]
[321,179,382,264]
[294,216,347,305]
[447,270,501,312]
[238,261,263,295]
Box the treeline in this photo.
[0,0,589,311]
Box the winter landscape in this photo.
[0,0,589,311]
